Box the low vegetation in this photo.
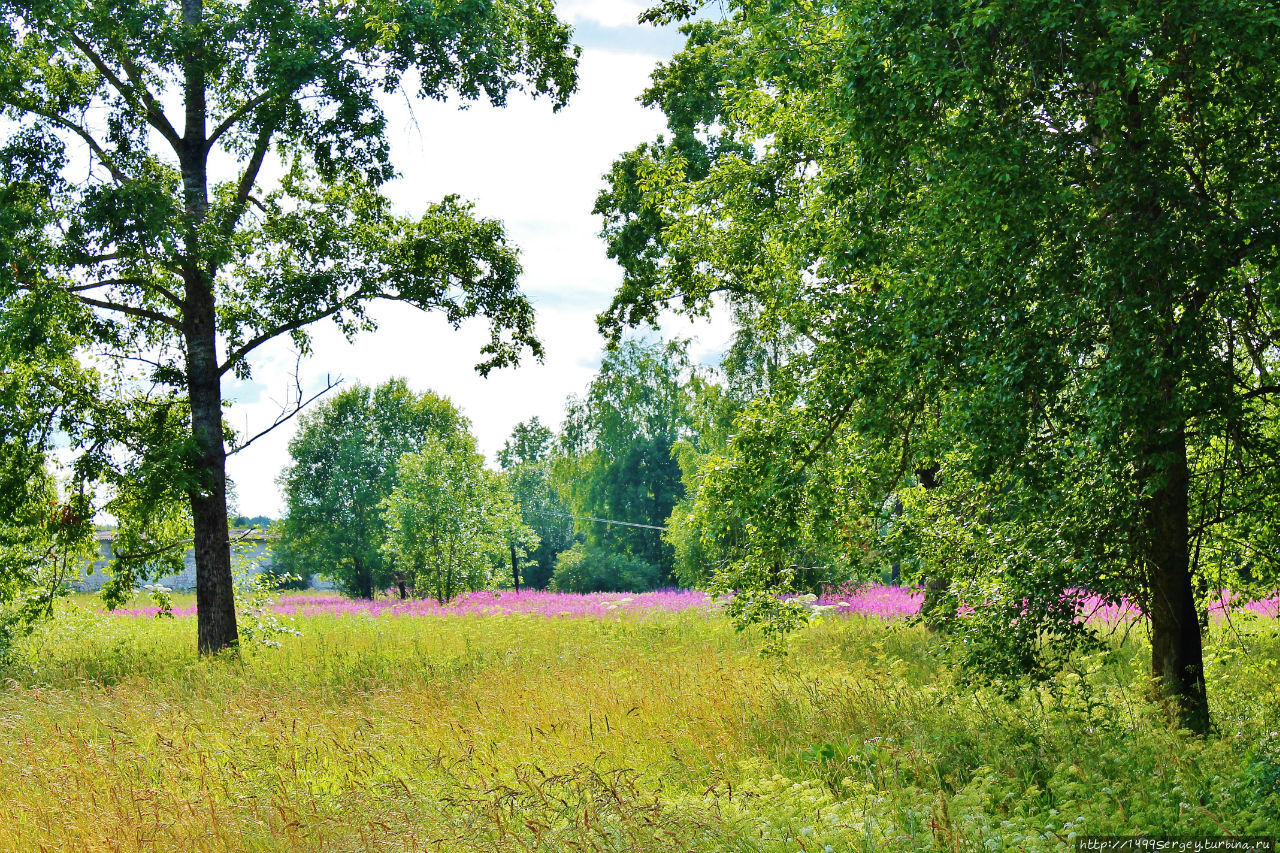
[1,595,1276,852]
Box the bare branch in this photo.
[227,371,342,456]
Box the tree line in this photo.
[275,338,707,600]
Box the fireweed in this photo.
[101,584,1280,624]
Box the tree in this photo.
[0,0,578,652]
[382,434,533,604]
[277,379,467,598]
[553,338,694,589]
[497,417,574,589]
[597,0,1280,731]
[497,416,555,469]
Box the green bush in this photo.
[550,543,662,593]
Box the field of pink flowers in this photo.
[106,583,1280,621]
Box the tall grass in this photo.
[0,595,1275,851]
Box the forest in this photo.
[1,0,1279,849]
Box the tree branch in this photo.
[216,110,280,241]
[70,277,184,308]
[67,32,182,150]
[75,294,181,329]
[206,89,279,148]
[1240,384,1280,401]
[111,537,193,564]
[76,251,124,264]
[793,393,859,478]
[227,372,342,456]
[113,45,183,150]
[6,101,131,184]
[218,297,359,376]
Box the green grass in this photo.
[0,594,1276,852]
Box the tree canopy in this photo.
[498,417,574,590]
[382,432,533,604]
[552,338,695,590]
[277,379,468,598]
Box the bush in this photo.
[550,544,662,593]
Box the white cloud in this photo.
[558,0,651,28]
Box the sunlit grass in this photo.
[0,593,1276,851]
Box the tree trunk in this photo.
[180,0,237,655]
[186,289,239,655]
[353,557,373,599]
[511,542,520,592]
[445,540,456,602]
[1143,423,1209,733]
[889,497,904,585]
[914,464,951,632]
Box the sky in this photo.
[221,2,733,518]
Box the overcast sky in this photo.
[222,2,731,518]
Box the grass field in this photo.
[0,592,1276,852]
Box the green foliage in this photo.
[278,379,469,598]
[98,453,196,608]
[0,469,96,660]
[382,433,535,603]
[231,570,301,650]
[554,338,695,586]
[497,416,554,469]
[679,394,895,602]
[550,542,661,593]
[597,0,1280,726]
[499,417,575,589]
[0,226,108,642]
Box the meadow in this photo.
[0,590,1276,852]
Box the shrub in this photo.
[550,543,662,593]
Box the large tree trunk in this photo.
[187,316,239,655]
[1142,422,1209,733]
[181,0,238,654]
